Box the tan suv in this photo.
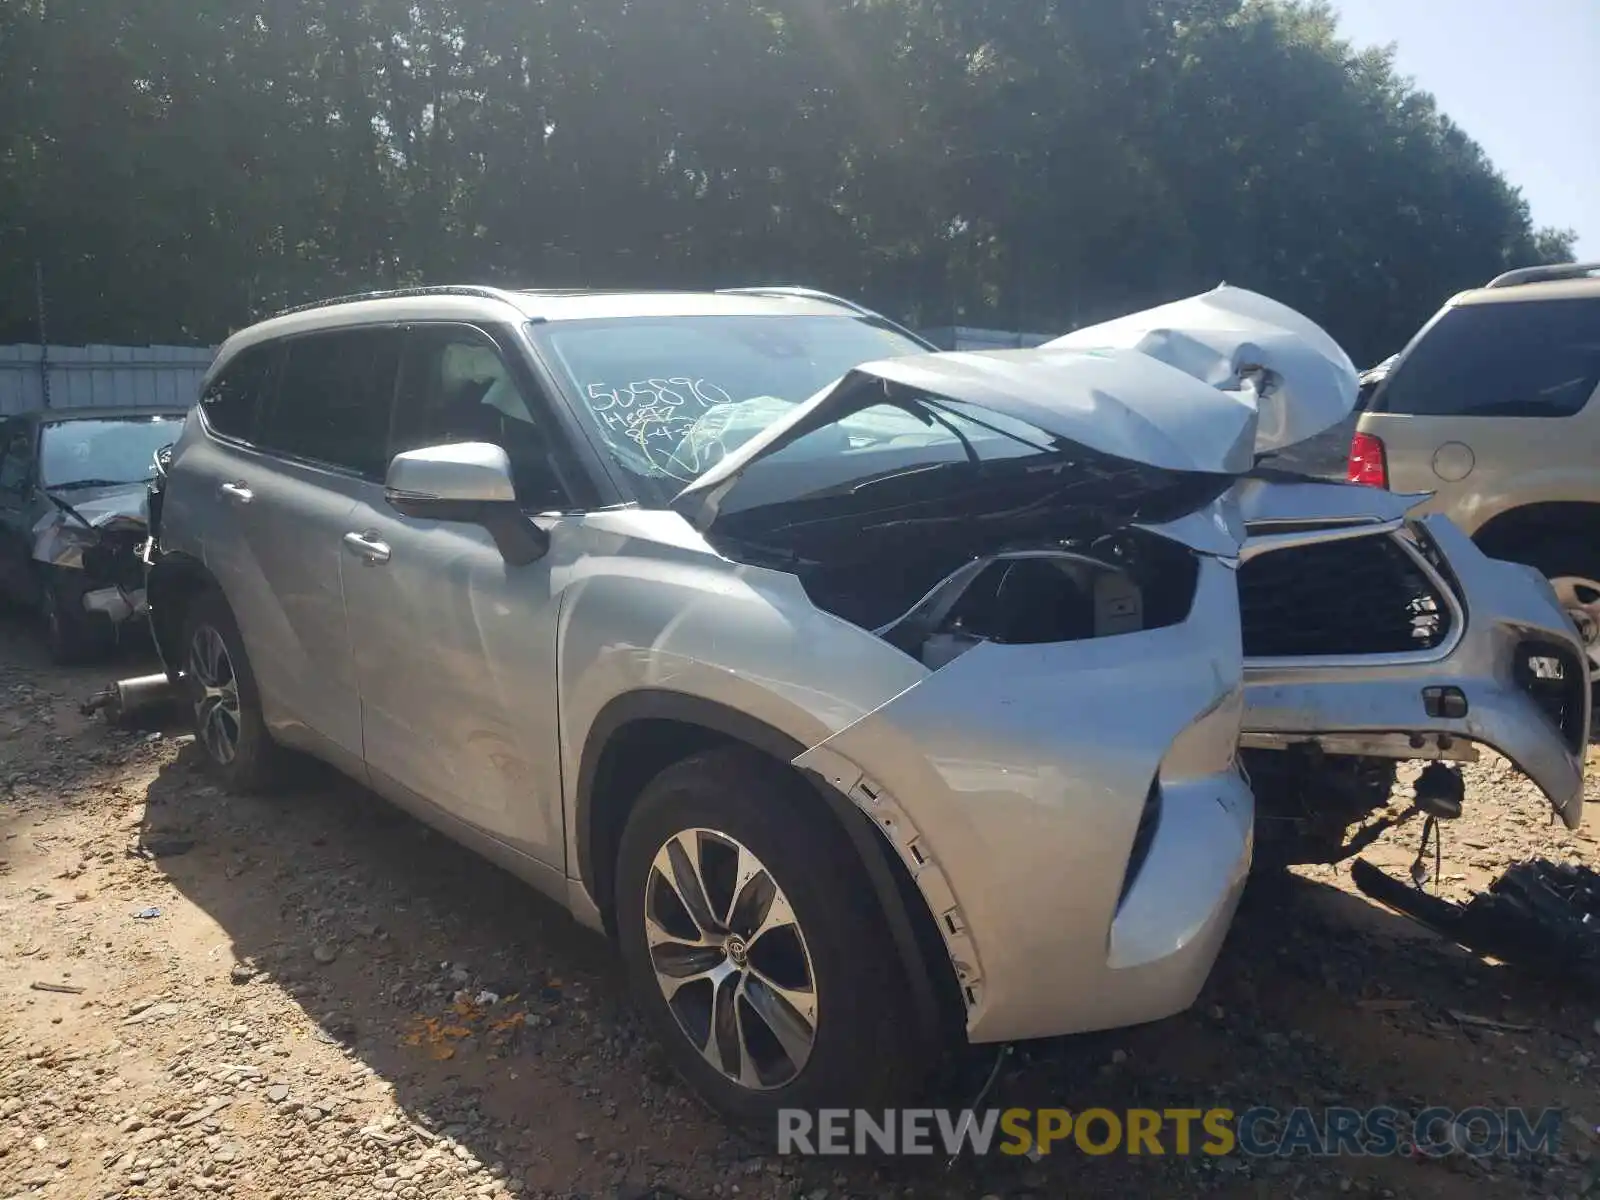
[1351,262,1600,671]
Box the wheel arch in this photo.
[1473,502,1600,564]
[146,552,220,678]
[575,690,961,1044]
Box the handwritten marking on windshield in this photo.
[583,378,737,479]
[639,405,742,482]
[585,378,730,414]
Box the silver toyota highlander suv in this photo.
[142,284,1586,1126]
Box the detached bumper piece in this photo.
[1352,857,1600,986]
[82,585,148,626]
[1242,515,1590,829]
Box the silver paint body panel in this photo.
[152,285,1584,1063]
[160,405,1252,1047]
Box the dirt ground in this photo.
[1,615,1597,1200]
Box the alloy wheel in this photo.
[188,624,241,765]
[1549,575,1600,672]
[644,828,819,1091]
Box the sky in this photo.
[1331,0,1599,259]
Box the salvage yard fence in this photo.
[0,344,218,416]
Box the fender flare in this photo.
[575,689,954,1044]
[145,551,217,676]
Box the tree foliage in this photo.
[0,0,1575,362]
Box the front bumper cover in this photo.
[1242,514,1588,829]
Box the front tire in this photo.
[614,747,926,1133]
[182,590,282,792]
[40,571,115,666]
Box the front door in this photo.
[342,322,573,872]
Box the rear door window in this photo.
[199,342,278,442]
[1373,297,1600,418]
[257,327,403,477]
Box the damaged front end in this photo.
[670,338,1263,635]
[1038,286,1589,861]
[1237,493,1590,854]
[33,486,154,628]
[669,340,1264,1043]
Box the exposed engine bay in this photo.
[872,530,1201,667]
[33,493,154,626]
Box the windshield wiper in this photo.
[837,460,967,496]
[897,397,979,464]
[917,397,1053,452]
[48,478,140,491]
[42,492,97,533]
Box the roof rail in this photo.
[716,285,939,349]
[269,284,524,319]
[717,284,881,316]
[1483,261,1600,289]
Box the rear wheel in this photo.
[614,747,927,1133]
[182,590,282,792]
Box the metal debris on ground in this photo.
[1447,1011,1533,1033]
[132,836,195,859]
[132,906,162,919]
[1353,856,1600,984]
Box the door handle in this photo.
[218,481,253,504]
[342,530,391,565]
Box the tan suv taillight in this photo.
[1347,430,1388,488]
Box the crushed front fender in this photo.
[794,553,1254,1044]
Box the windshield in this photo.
[40,415,185,489]
[700,393,1073,518]
[530,314,929,501]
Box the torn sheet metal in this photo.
[1041,285,1361,456]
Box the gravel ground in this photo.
[1,614,1598,1200]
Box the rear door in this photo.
[193,326,401,771]
[1358,295,1600,535]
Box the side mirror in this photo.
[384,442,550,566]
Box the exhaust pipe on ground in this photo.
[81,672,182,726]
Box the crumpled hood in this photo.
[672,345,1259,532]
[50,482,151,529]
[30,482,151,572]
[1039,285,1360,455]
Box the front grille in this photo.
[1513,640,1588,753]
[1239,533,1451,658]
